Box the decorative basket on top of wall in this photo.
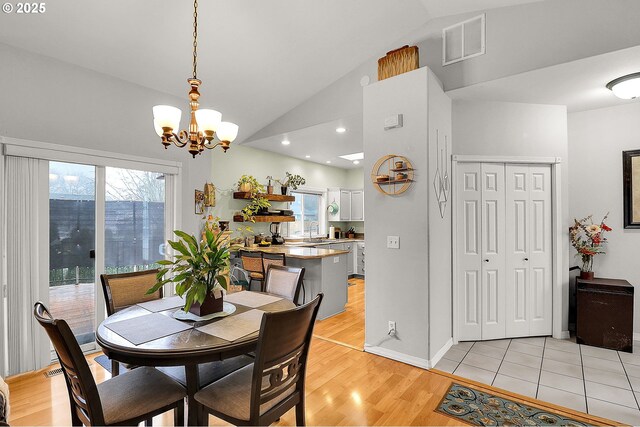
[371,154,415,196]
[378,45,419,81]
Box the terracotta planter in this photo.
[580,271,595,280]
[267,185,274,194]
[189,292,224,316]
[239,183,252,193]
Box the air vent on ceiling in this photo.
[442,14,485,66]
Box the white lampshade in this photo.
[153,119,164,137]
[195,109,222,133]
[216,122,239,142]
[607,73,640,99]
[152,105,181,131]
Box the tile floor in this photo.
[435,337,640,425]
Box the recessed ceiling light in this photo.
[336,127,347,133]
[353,160,360,165]
[305,155,311,158]
[606,72,640,99]
[326,160,331,164]
[339,152,364,161]
[281,140,291,145]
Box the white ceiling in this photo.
[243,116,364,169]
[447,45,640,112]
[0,0,430,142]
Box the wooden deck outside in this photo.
[49,283,96,341]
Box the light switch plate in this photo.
[333,257,340,263]
[384,114,403,130]
[387,236,400,249]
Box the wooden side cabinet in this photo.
[576,277,634,352]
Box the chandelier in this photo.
[152,0,238,158]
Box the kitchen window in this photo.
[288,191,325,237]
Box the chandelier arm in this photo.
[202,140,221,150]
[172,130,190,148]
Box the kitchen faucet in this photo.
[309,221,319,239]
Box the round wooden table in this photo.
[96,295,295,426]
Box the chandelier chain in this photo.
[192,0,198,79]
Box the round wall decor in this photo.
[371,154,414,195]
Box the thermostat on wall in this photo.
[384,114,403,130]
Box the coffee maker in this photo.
[270,222,285,245]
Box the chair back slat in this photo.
[100,269,161,316]
[264,265,304,304]
[262,253,285,275]
[33,302,105,426]
[250,294,322,420]
[239,251,264,275]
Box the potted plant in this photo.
[147,229,229,316]
[240,196,271,222]
[569,213,612,280]
[237,175,263,195]
[278,172,306,195]
[266,176,274,194]
[235,225,254,247]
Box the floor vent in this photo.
[44,367,64,378]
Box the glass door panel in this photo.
[105,168,165,274]
[48,162,96,347]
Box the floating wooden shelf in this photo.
[377,179,414,185]
[390,167,414,172]
[233,215,295,223]
[233,192,295,202]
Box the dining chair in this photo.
[100,269,161,375]
[261,253,286,291]
[194,294,323,426]
[263,265,305,305]
[100,269,162,317]
[33,302,186,427]
[239,250,265,291]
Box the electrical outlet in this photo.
[387,236,400,249]
[388,321,396,335]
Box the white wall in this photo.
[453,100,570,333]
[0,42,211,236]
[210,144,352,237]
[568,103,640,334]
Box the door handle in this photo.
[524,258,529,261]
[484,259,489,263]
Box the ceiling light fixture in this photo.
[336,127,347,133]
[353,160,360,165]
[326,161,332,164]
[339,152,364,161]
[281,140,291,145]
[152,0,238,158]
[305,155,311,158]
[606,72,640,99]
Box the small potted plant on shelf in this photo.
[569,213,612,280]
[147,229,229,316]
[240,196,271,222]
[266,176,274,194]
[278,172,306,195]
[237,175,263,195]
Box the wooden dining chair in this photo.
[194,294,323,426]
[261,253,286,291]
[263,265,305,305]
[100,269,162,317]
[33,302,186,427]
[239,250,265,291]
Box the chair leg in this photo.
[144,417,153,426]
[295,400,305,426]
[174,399,185,426]
[111,359,120,376]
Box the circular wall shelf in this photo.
[371,154,415,195]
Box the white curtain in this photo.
[5,156,49,375]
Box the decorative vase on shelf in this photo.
[239,182,252,193]
[281,186,288,195]
[580,271,595,280]
[189,291,224,316]
[267,185,274,194]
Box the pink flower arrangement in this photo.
[569,213,612,272]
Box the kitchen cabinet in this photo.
[343,242,354,276]
[356,242,365,276]
[328,188,364,222]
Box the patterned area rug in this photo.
[437,383,588,426]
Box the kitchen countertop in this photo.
[285,238,364,248]
[234,246,349,259]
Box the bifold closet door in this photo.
[456,163,506,341]
[505,165,552,337]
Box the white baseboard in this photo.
[364,344,430,369]
[634,333,640,342]
[559,330,570,340]
[364,338,453,370]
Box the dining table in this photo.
[96,291,296,426]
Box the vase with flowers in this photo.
[569,213,612,280]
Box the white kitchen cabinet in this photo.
[356,242,365,276]
[343,242,355,276]
[328,188,364,222]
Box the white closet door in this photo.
[528,166,552,335]
[456,163,482,341]
[505,165,531,337]
[505,165,552,337]
[480,164,506,340]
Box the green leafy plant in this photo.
[241,196,271,222]
[278,172,306,190]
[237,175,264,197]
[147,229,229,312]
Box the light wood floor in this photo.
[7,337,617,426]
[313,278,364,350]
